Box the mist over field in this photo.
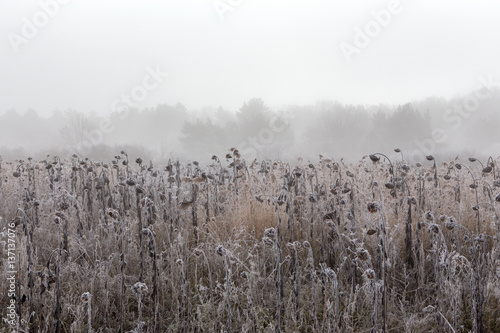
[1,90,500,164]
[1,0,500,164]
[2,2,500,333]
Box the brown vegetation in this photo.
[0,150,499,332]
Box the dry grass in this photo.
[0,151,499,332]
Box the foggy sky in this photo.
[1,0,500,116]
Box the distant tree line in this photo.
[0,89,498,162]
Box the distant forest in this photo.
[1,88,499,163]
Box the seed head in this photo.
[10,216,22,228]
[342,187,351,194]
[445,221,456,230]
[330,187,341,195]
[424,211,434,222]
[357,248,370,261]
[367,202,380,213]
[264,227,276,238]
[308,193,317,203]
[216,245,226,256]
[262,236,274,247]
[193,248,203,258]
[364,269,375,280]
[59,202,69,210]
[429,224,439,234]
[132,282,148,294]
[107,209,119,220]
[81,292,91,303]
[483,166,492,173]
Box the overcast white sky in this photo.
[1,0,500,116]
